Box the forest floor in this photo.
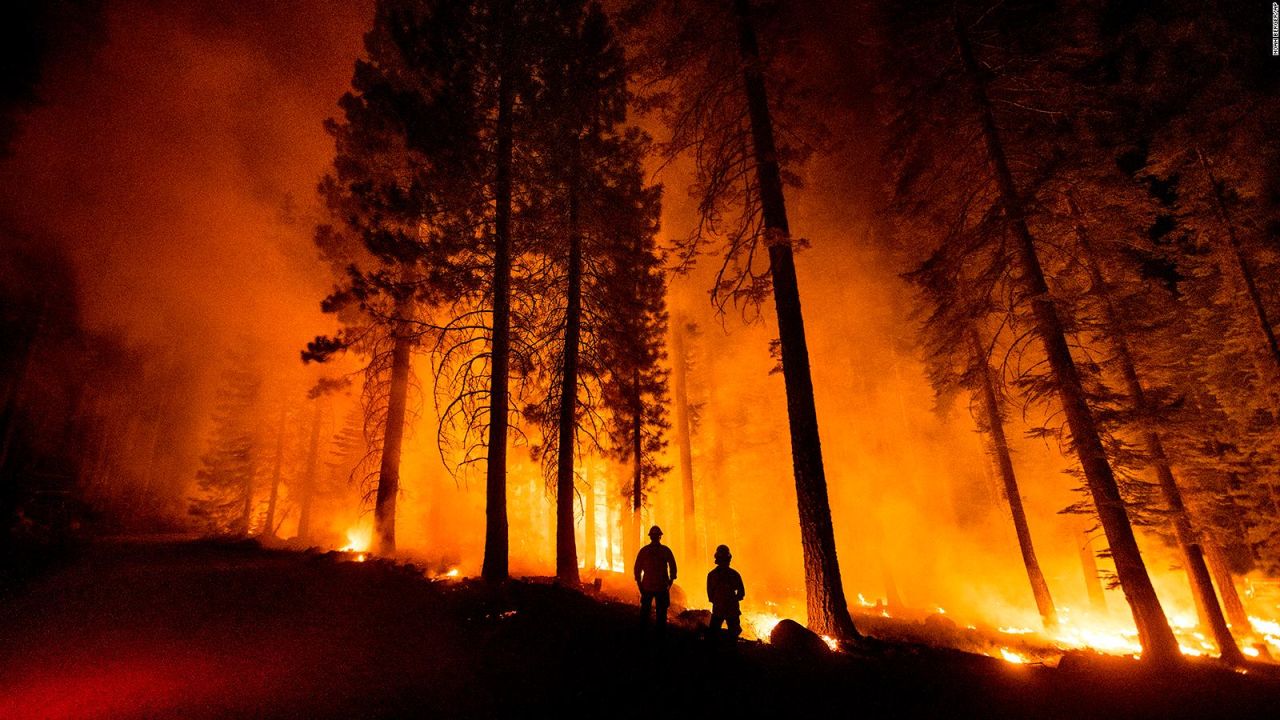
[2,539,1279,719]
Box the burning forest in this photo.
[2,1,1280,717]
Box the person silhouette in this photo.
[707,544,745,640]
[634,525,677,632]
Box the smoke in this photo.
[0,0,1205,636]
[0,0,372,516]
[1,0,368,343]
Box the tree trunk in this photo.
[1196,148,1280,373]
[238,460,254,537]
[555,143,583,586]
[374,324,412,555]
[482,17,515,583]
[1069,198,1243,664]
[607,469,618,571]
[1078,529,1108,614]
[879,556,903,610]
[732,0,857,641]
[263,401,288,538]
[954,16,1179,664]
[671,317,698,563]
[970,327,1058,629]
[297,399,321,543]
[623,470,639,575]
[585,467,597,572]
[1204,539,1252,633]
[632,367,644,541]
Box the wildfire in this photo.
[1249,616,1280,642]
[738,611,839,651]
[743,613,783,641]
[1249,616,1280,656]
[998,647,1028,664]
[341,525,372,554]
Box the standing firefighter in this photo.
[634,525,677,632]
[707,544,745,640]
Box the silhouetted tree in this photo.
[521,2,664,585]
[624,0,858,641]
[877,0,1182,662]
[190,347,263,536]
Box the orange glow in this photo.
[5,0,1279,678]
[341,525,372,554]
[742,613,783,642]
[998,648,1028,664]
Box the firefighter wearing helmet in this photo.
[634,525,677,632]
[707,544,745,640]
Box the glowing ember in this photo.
[444,568,460,578]
[1243,646,1260,657]
[998,648,1027,664]
[820,635,839,652]
[353,553,367,563]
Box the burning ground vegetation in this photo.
[326,510,1280,674]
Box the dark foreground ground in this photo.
[2,540,1279,719]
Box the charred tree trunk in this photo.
[732,0,857,641]
[297,399,322,543]
[483,18,515,583]
[263,402,288,538]
[1197,148,1280,373]
[555,144,583,586]
[374,321,413,555]
[970,327,1058,629]
[954,17,1179,664]
[1070,199,1243,664]
[671,317,698,563]
[1078,529,1108,614]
